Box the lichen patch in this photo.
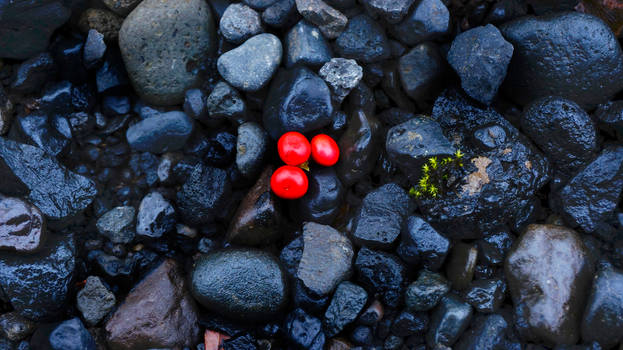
[462,156,492,196]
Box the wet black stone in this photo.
[292,167,344,224]
[206,81,247,122]
[445,243,478,291]
[285,308,325,350]
[83,29,106,70]
[183,89,208,123]
[235,122,269,179]
[262,0,300,28]
[280,236,304,278]
[51,36,88,85]
[485,0,527,24]
[87,249,159,287]
[500,12,623,108]
[244,0,278,10]
[222,333,256,350]
[355,247,407,308]
[292,279,330,314]
[204,130,237,167]
[386,116,455,182]
[71,83,97,112]
[447,24,513,105]
[454,314,509,350]
[335,14,390,63]
[102,96,131,117]
[581,267,623,348]
[463,278,506,313]
[477,229,514,266]
[392,311,428,337]
[397,216,449,270]
[191,249,288,321]
[350,325,374,345]
[335,110,382,187]
[40,80,73,115]
[97,142,129,168]
[0,138,97,221]
[521,96,598,180]
[361,0,415,24]
[558,146,623,234]
[351,183,411,249]
[12,113,69,157]
[389,0,450,46]
[126,111,194,154]
[0,234,75,320]
[405,270,450,312]
[11,53,56,94]
[263,66,333,139]
[323,281,368,337]
[68,112,95,138]
[397,42,447,108]
[177,164,231,226]
[285,20,332,68]
[427,294,473,347]
[30,318,96,350]
[0,0,71,59]
[96,51,130,93]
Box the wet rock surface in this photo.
[323,281,368,337]
[31,317,96,350]
[355,247,407,308]
[581,266,623,348]
[398,216,450,270]
[285,20,332,68]
[0,197,45,253]
[126,111,194,154]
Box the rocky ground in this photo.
[1,0,623,349]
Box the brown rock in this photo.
[226,167,283,245]
[505,224,593,346]
[78,8,123,42]
[105,259,200,350]
[0,196,45,253]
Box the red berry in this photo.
[270,166,309,199]
[278,132,311,166]
[311,134,339,166]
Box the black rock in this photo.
[0,312,35,342]
[389,0,450,46]
[0,138,97,221]
[447,24,513,105]
[485,0,528,24]
[477,229,514,266]
[392,310,428,337]
[323,281,368,337]
[206,81,247,122]
[335,14,390,63]
[236,122,269,179]
[126,111,194,154]
[136,192,175,238]
[355,247,407,308]
[284,308,325,350]
[280,236,304,278]
[183,88,209,123]
[0,234,75,320]
[445,243,479,291]
[500,12,623,108]
[30,318,96,350]
[397,215,450,271]
[39,80,73,115]
[76,276,116,326]
[405,270,450,312]
[335,110,382,187]
[292,167,344,224]
[463,278,506,313]
[285,20,332,68]
[101,96,131,117]
[351,183,411,249]
[176,164,231,226]
[190,249,288,321]
[361,0,415,23]
[12,113,69,157]
[11,53,56,94]
[96,51,130,93]
[51,36,88,85]
[204,130,237,167]
[0,87,12,135]
[83,29,106,70]
[386,116,455,182]
[521,96,598,181]
[427,294,473,347]
[454,314,509,350]
[0,0,71,59]
[219,3,263,44]
[263,66,333,139]
[350,325,374,345]
[96,206,136,244]
[581,267,623,348]
[319,58,363,104]
[558,146,623,234]
[294,0,347,39]
[71,83,97,112]
[243,0,279,10]
[263,0,300,28]
[397,42,447,107]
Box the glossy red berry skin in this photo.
[271,166,309,199]
[278,132,311,166]
[311,134,339,166]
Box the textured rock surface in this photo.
[0,196,45,253]
[581,267,623,349]
[76,276,116,326]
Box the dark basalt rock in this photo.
[176,164,231,226]
[463,278,506,313]
[263,0,300,28]
[285,20,332,68]
[557,146,623,234]
[219,3,263,44]
[126,111,194,154]
[391,310,428,337]
[351,183,411,249]
[355,247,407,308]
[445,243,478,291]
[292,167,344,224]
[294,0,347,40]
[11,52,57,94]
[0,138,97,222]
[335,14,390,63]
[477,228,514,266]
[454,314,509,350]
[505,224,593,346]
[83,29,107,70]
[0,312,35,342]
[323,281,368,337]
[417,89,550,239]
[190,249,289,321]
[263,66,333,139]
[397,42,447,108]
[285,308,325,350]
[30,318,96,350]
[207,81,247,122]
[389,0,450,46]
[0,233,75,320]
[0,0,71,59]
[361,0,415,24]
[405,270,450,312]
[581,267,623,349]
[397,215,450,271]
[500,12,623,108]
[236,122,269,179]
[11,113,69,157]
[0,196,45,253]
[521,96,598,181]
[427,294,473,347]
[183,88,209,123]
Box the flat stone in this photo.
[219,3,264,44]
[106,259,200,350]
[351,183,411,249]
[295,0,347,39]
[96,206,135,244]
[76,276,116,326]
[126,111,194,154]
[119,0,216,105]
[190,249,288,321]
[297,222,354,296]
[217,33,282,92]
[0,138,97,222]
[319,58,363,103]
[0,196,45,253]
[323,281,368,337]
[136,192,175,238]
[505,224,593,346]
[285,20,332,68]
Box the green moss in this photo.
[409,149,465,199]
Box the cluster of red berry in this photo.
[270,132,340,199]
